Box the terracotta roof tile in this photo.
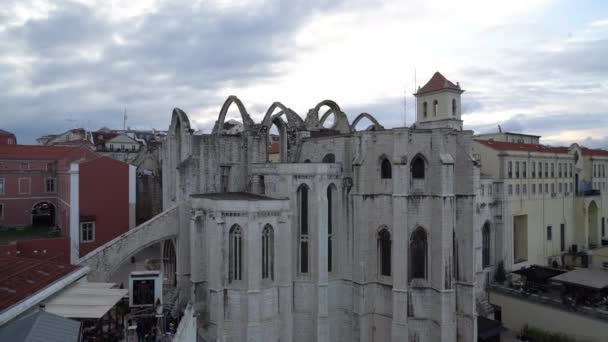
[415,71,463,95]
[0,256,78,312]
[474,139,570,154]
[0,145,94,160]
[582,147,608,157]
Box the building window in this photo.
[433,100,438,116]
[488,184,493,195]
[545,162,549,178]
[515,161,520,178]
[532,162,536,178]
[602,217,605,237]
[538,183,542,194]
[551,163,554,178]
[298,184,309,274]
[229,224,243,282]
[545,183,548,193]
[409,228,428,280]
[322,154,335,163]
[423,102,428,118]
[538,162,543,179]
[47,163,55,172]
[411,155,425,179]
[262,224,274,280]
[327,185,336,273]
[0,203,4,220]
[452,99,457,116]
[380,158,392,179]
[482,223,491,268]
[558,163,562,178]
[20,162,29,170]
[594,165,597,178]
[523,184,527,194]
[515,184,520,195]
[378,228,391,277]
[480,184,485,196]
[18,178,30,194]
[523,162,527,178]
[45,178,56,193]
[220,166,230,192]
[80,222,95,242]
[547,225,552,241]
[558,183,562,193]
[551,183,555,194]
[532,184,536,194]
[0,178,4,195]
[508,184,513,195]
[508,161,512,178]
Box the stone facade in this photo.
[160,73,487,341]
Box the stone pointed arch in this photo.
[261,102,305,129]
[350,112,384,131]
[306,99,351,134]
[213,96,255,135]
[170,107,192,134]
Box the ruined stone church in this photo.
[161,72,485,341]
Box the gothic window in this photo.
[409,228,428,280]
[433,100,439,116]
[322,154,335,163]
[221,166,231,192]
[262,224,274,280]
[298,184,309,274]
[411,155,425,179]
[229,225,243,282]
[380,157,392,179]
[452,99,457,116]
[423,102,428,118]
[482,223,491,268]
[327,185,337,272]
[378,228,391,276]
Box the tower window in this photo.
[452,99,457,116]
[298,184,309,274]
[482,223,491,268]
[409,228,428,280]
[378,228,391,276]
[423,102,428,118]
[229,225,243,282]
[433,100,438,116]
[380,157,392,179]
[411,155,426,179]
[262,224,274,280]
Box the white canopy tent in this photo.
[44,281,128,319]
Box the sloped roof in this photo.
[581,147,608,157]
[0,145,87,160]
[474,139,570,154]
[0,310,81,342]
[415,71,463,95]
[0,256,79,312]
[0,129,15,136]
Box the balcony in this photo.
[577,189,601,197]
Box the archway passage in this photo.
[32,202,55,227]
[588,201,599,247]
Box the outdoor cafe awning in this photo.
[550,268,608,290]
[44,281,128,319]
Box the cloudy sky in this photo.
[1,0,607,147]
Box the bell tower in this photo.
[414,72,464,130]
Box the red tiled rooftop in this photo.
[415,71,463,95]
[268,142,280,154]
[582,147,608,157]
[0,145,90,160]
[0,256,79,312]
[474,139,570,154]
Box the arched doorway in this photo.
[588,201,599,247]
[32,202,55,227]
[162,240,177,286]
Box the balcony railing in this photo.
[577,189,601,197]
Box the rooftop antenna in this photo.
[414,68,417,122]
[123,108,127,131]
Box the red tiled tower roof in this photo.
[415,72,463,95]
